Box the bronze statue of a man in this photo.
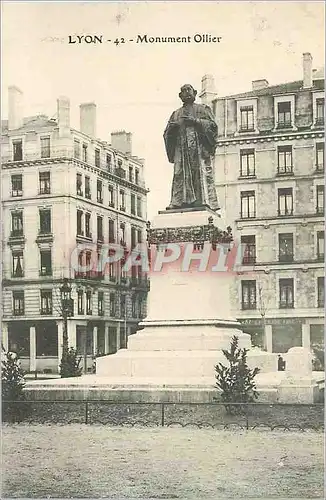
[163,84,219,211]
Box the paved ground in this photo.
[2,424,324,499]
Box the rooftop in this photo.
[217,71,324,101]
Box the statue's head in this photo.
[179,84,197,104]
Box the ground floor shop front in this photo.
[2,318,140,374]
[239,316,324,357]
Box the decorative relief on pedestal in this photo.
[146,217,233,250]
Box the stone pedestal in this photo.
[96,207,277,385]
[278,347,319,403]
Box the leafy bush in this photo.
[214,335,260,415]
[59,347,82,378]
[1,347,29,422]
[311,343,324,371]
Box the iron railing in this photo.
[2,400,324,431]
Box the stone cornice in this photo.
[1,157,148,195]
[217,129,324,147]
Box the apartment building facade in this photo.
[201,53,324,354]
[1,87,149,373]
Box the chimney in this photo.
[111,131,132,155]
[199,74,217,106]
[252,79,269,91]
[8,86,23,130]
[80,102,96,137]
[303,52,313,88]
[57,96,70,137]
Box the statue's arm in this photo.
[163,112,178,163]
[195,106,218,154]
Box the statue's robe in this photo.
[163,102,219,210]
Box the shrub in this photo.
[311,343,324,371]
[1,347,29,422]
[214,335,260,415]
[59,347,83,378]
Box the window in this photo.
[129,166,133,182]
[76,173,83,195]
[40,290,52,315]
[278,188,293,216]
[85,213,91,238]
[85,176,91,199]
[12,252,24,277]
[106,154,112,171]
[40,250,52,276]
[120,294,126,318]
[97,180,103,203]
[137,229,142,243]
[131,227,137,250]
[77,290,84,314]
[279,233,294,262]
[316,185,324,214]
[109,186,115,207]
[317,231,324,261]
[98,291,104,316]
[240,106,254,131]
[39,172,51,194]
[316,143,324,171]
[97,216,103,242]
[109,262,116,281]
[279,278,294,308]
[120,190,126,211]
[277,146,293,174]
[74,139,80,159]
[86,290,92,315]
[240,191,255,218]
[108,219,115,243]
[40,137,50,158]
[316,98,324,125]
[135,169,139,185]
[11,211,23,236]
[13,291,24,316]
[131,193,136,215]
[77,210,83,236]
[11,174,23,197]
[317,277,324,308]
[39,209,51,234]
[36,324,58,357]
[277,102,291,128]
[137,196,142,217]
[110,292,116,316]
[13,140,22,161]
[241,235,256,264]
[132,295,137,318]
[120,223,126,246]
[95,148,100,168]
[85,251,92,277]
[241,280,256,310]
[240,149,255,177]
[82,143,88,162]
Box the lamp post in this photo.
[258,283,267,351]
[60,278,74,374]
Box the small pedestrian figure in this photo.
[278,354,286,371]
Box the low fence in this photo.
[2,400,324,431]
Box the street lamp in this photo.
[60,278,74,357]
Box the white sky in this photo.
[2,1,325,218]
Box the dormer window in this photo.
[240,106,254,131]
[237,99,257,134]
[274,95,295,130]
[316,98,324,125]
[277,102,292,128]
